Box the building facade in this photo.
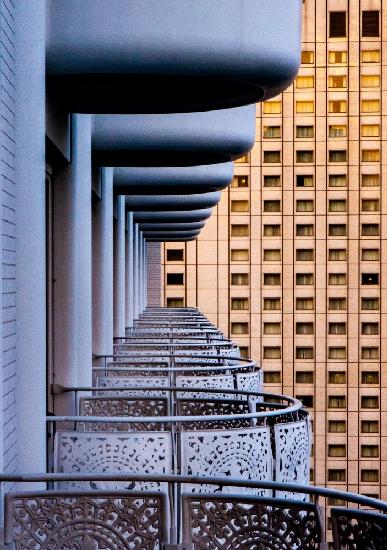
[162,0,387,500]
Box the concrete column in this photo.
[143,238,147,310]
[138,231,143,314]
[15,0,46,476]
[133,224,140,319]
[125,212,134,329]
[53,114,92,414]
[113,196,126,337]
[92,168,113,356]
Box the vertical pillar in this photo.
[143,239,148,310]
[133,224,140,319]
[138,231,143,314]
[92,168,113,356]
[15,0,46,476]
[113,196,126,337]
[53,114,92,414]
[126,212,134,330]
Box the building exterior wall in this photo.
[163,0,387,501]
[147,242,161,307]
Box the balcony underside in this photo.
[133,209,213,223]
[126,192,220,212]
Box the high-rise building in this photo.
[162,0,387,500]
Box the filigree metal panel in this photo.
[79,397,168,432]
[182,494,324,549]
[274,420,311,500]
[331,508,387,550]
[97,376,169,397]
[180,427,273,495]
[176,399,251,430]
[236,371,263,405]
[5,491,166,550]
[176,374,234,399]
[55,431,171,493]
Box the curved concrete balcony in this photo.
[126,191,221,211]
[133,209,213,223]
[93,109,255,166]
[114,163,233,194]
[47,0,302,113]
[142,230,201,240]
[138,221,205,232]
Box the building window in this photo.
[362,150,380,162]
[296,101,314,114]
[231,175,249,188]
[166,297,184,307]
[263,126,281,138]
[296,150,314,163]
[361,396,379,409]
[231,200,249,213]
[329,200,346,212]
[329,11,347,37]
[329,175,347,187]
[329,124,347,138]
[361,124,380,138]
[362,249,379,261]
[296,347,314,360]
[231,322,249,335]
[296,249,314,261]
[296,395,313,408]
[263,298,281,310]
[329,100,347,113]
[329,322,346,335]
[231,298,249,310]
[328,445,346,458]
[296,175,314,187]
[329,224,346,236]
[263,346,281,359]
[296,297,314,310]
[362,224,379,236]
[263,200,281,213]
[328,249,346,261]
[328,396,346,409]
[328,51,347,64]
[296,200,314,212]
[361,100,380,113]
[329,150,347,163]
[362,174,380,187]
[328,470,346,482]
[263,101,281,114]
[361,420,379,433]
[328,273,346,285]
[361,273,379,285]
[361,470,379,483]
[361,297,379,310]
[301,51,314,64]
[362,11,379,37]
[328,75,347,88]
[263,151,281,163]
[235,154,250,164]
[231,224,249,237]
[239,347,249,359]
[361,322,379,335]
[361,445,379,457]
[328,346,346,360]
[296,322,314,335]
[361,75,380,88]
[263,273,281,286]
[361,347,379,360]
[296,125,314,138]
[295,76,314,89]
[361,371,379,384]
[263,249,281,261]
[231,273,249,286]
[328,371,346,384]
[296,224,314,236]
[329,420,346,433]
[361,50,380,63]
[296,273,314,285]
[328,297,347,310]
[263,175,281,187]
[263,224,281,237]
[167,249,184,261]
[296,371,314,383]
[166,273,184,285]
[231,249,249,261]
[264,371,281,383]
[263,322,281,335]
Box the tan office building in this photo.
[162,0,387,501]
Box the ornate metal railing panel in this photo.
[331,508,387,550]
[176,398,251,430]
[97,376,169,397]
[175,374,234,399]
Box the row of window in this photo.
[264,99,382,115]
[262,149,381,164]
[328,469,380,483]
[263,345,381,361]
[295,394,379,410]
[263,224,381,238]
[328,10,380,38]
[264,124,381,139]
[231,223,381,239]
[263,322,380,336]
[262,198,380,213]
[302,49,381,65]
[232,174,381,188]
[295,74,380,89]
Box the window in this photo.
[329,125,347,138]
[263,322,281,335]
[296,347,314,360]
[361,100,380,113]
[232,175,249,188]
[296,395,313,408]
[167,249,184,261]
[296,150,314,163]
[296,273,314,285]
[361,322,379,335]
[361,347,379,360]
[362,174,379,187]
[296,200,314,212]
[263,224,281,237]
[329,421,346,433]
[263,175,281,187]
[328,273,346,285]
[361,445,379,457]
[361,50,380,63]
[301,51,314,64]
[362,224,379,236]
[166,273,184,285]
[361,273,379,285]
[166,297,184,307]
[263,273,281,286]
[361,75,380,88]
[329,297,347,310]
[296,125,314,138]
[361,297,379,310]
[239,347,249,359]
[329,11,347,37]
[263,249,281,261]
[329,100,347,113]
[231,224,249,237]
[362,11,379,37]
[235,154,250,163]
[231,298,249,310]
[329,150,347,162]
[328,445,346,458]
[231,249,249,261]
[263,200,281,213]
[296,371,314,383]
[296,76,314,89]
[264,371,281,383]
[296,322,314,335]
[328,470,346,482]
[263,346,281,359]
[296,101,314,114]
[328,75,347,88]
[231,200,249,212]
[263,101,281,114]
[361,124,380,137]
[263,151,281,163]
[328,346,346,360]
[231,322,248,335]
[296,297,314,310]
[328,396,346,408]
[362,248,379,261]
[361,420,379,433]
[263,126,281,138]
[329,200,346,212]
[328,249,346,261]
[328,371,346,384]
[361,396,379,409]
[328,51,347,64]
[329,175,347,187]
[231,273,249,286]
[362,371,379,384]
[296,175,314,187]
[296,224,314,236]
[362,150,380,162]
[361,470,379,483]
[329,224,346,236]
[263,298,281,310]
[329,322,346,335]
[296,249,314,261]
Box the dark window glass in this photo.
[362,11,379,37]
[329,11,347,37]
[167,249,184,261]
[166,273,184,285]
